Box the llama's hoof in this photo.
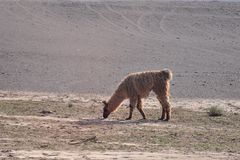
[159,117,165,121]
[164,118,170,121]
[125,117,132,120]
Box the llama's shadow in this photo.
[75,118,166,126]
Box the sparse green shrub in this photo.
[208,106,223,117]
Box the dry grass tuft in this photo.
[208,106,223,117]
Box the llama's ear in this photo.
[102,100,108,105]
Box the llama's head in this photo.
[102,100,111,119]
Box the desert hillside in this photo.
[0,0,240,99]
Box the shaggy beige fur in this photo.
[103,69,172,121]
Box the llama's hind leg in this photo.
[126,97,137,120]
[137,96,146,119]
[157,97,166,120]
[160,104,166,120]
[157,96,171,121]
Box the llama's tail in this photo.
[162,69,173,81]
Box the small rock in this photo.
[1,149,11,153]
[40,110,53,114]
[40,144,48,148]
[8,154,14,157]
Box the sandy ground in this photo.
[0,0,240,99]
[1,0,240,159]
[0,91,240,159]
[1,150,238,160]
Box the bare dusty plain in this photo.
[0,0,240,159]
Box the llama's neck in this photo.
[107,92,126,112]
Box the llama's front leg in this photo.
[126,106,134,120]
[137,96,146,119]
[126,97,137,120]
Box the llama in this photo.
[102,69,173,121]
